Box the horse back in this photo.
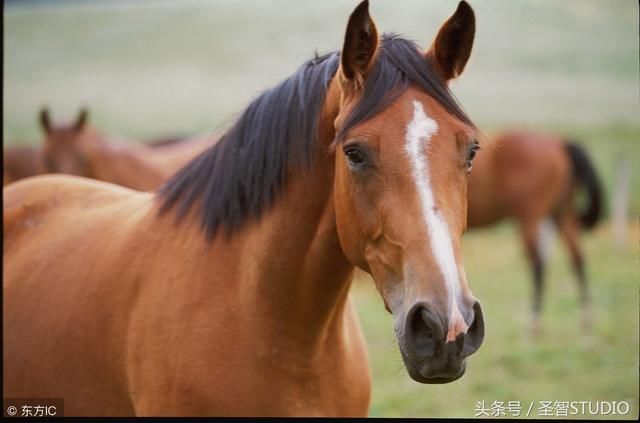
[496,131,571,216]
[467,130,571,227]
[4,174,144,247]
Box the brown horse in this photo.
[467,129,602,333]
[3,145,45,185]
[39,107,216,190]
[3,109,208,188]
[4,1,484,416]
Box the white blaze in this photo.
[405,100,466,340]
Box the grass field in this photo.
[4,0,639,419]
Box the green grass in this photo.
[4,0,639,418]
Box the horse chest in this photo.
[127,300,371,416]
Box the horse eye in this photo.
[345,147,366,167]
[466,142,479,174]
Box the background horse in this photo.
[5,1,484,416]
[39,107,217,190]
[3,109,210,188]
[3,145,44,185]
[467,129,602,333]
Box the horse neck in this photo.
[211,79,354,350]
[250,165,353,340]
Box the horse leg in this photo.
[519,218,546,336]
[558,212,592,331]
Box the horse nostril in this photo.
[407,304,444,357]
[455,332,465,352]
[420,309,434,340]
[462,301,485,357]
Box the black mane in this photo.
[158,34,475,239]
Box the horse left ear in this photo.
[426,1,475,82]
[74,107,89,132]
[340,0,379,89]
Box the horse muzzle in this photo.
[396,300,485,384]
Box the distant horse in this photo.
[3,145,44,185]
[4,1,484,416]
[3,110,209,188]
[39,107,216,190]
[467,129,602,333]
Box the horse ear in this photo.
[39,107,51,135]
[340,0,379,88]
[426,1,475,82]
[74,107,89,132]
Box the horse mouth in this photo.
[406,359,467,384]
[410,372,465,384]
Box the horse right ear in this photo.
[340,0,379,90]
[74,107,89,132]
[39,108,51,135]
[426,1,475,82]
